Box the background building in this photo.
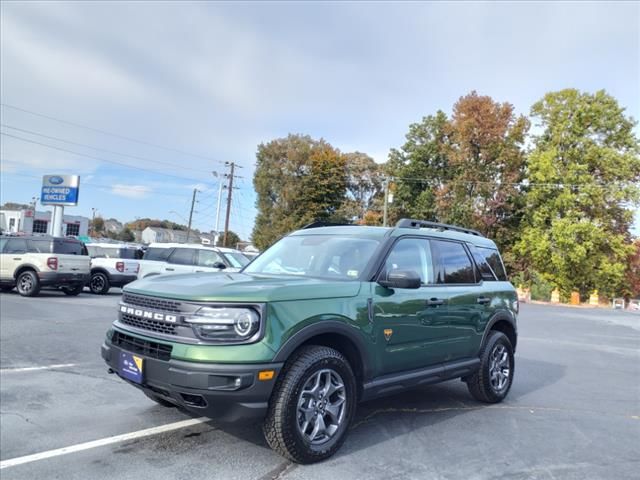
[0,208,89,236]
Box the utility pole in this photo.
[212,171,226,244]
[186,188,198,243]
[223,162,235,247]
[90,207,96,237]
[382,178,389,227]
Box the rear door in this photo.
[51,239,90,274]
[429,239,486,361]
[138,247,173,277]
[164,248,197,274]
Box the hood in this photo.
[124,272,363,303]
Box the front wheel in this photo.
[263,345,356,464]
[61,284,84,296]
[466,331,514,403]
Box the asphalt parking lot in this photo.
[0,291,638,480]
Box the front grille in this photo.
[122,293,182,313]
[112,331,172,361]
[120,314,177,335]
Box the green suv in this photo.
[102,219,518,463]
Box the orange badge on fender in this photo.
[383,329,393,341]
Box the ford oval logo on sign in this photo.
[49,176,64,185]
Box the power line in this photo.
[0,167,199,199]
[1,103,233,166]
[0,132,214,184]
[1,123,213,174]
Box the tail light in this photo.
[116,262,125,273]
[47,257,58,270]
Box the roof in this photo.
[146,242,223,250]
[289,224,498,248]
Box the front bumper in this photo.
[101,337,282,422]
[38,271,89,287]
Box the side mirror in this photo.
[212,262,227,270]
[378,269,421,289]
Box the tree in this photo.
[386,111,451,224]
[223,230,241,249]
[438,92,529,253]
[341,152,384,221]
[624,240,640,299]
[1,202,30,210]
[91,217,105,235]
[515,89,640,298]
[252,134,347,250]
[117,227,135,242]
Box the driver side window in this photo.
[383,238,433,284]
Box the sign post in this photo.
[41,175,80,237]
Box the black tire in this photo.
[61,284,84,296]
[263,345,357,464]
[89,272,110,294]
[466,331,514,403]
[144,391,177,408]
[16,270,40,297]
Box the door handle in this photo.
[13,258,22,261]
[426,298,445,306]
[195,270,204,272]
[477,296,491,305]
[165,268,175,271]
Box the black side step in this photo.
[361,358,480,401]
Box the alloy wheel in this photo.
[489,344,510,392]
[296,368,347,445]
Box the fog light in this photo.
[234,377,242,387]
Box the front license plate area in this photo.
[120,352,143,384]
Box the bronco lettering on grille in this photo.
[120,305,177,323]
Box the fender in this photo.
[272,320,373,380]
[479,309,518,354]
[91,267,110,276]
[14,263,41,278]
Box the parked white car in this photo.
[137,243,250,278]
[85,243,143,294]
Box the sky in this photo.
[1,1,639,240]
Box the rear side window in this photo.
[468,244,497,281]
[168,248,197,265]
[52,239,85,255]
[4,239,28,254]
[144,247,173,261]
[29,239,53,253]
[477,247,508,281]
[223,252,250,268]
[430,240,476,284]
[118,248,143,260]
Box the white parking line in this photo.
[0,417,209,469]
[0,363,78,373]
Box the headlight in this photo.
[184,307,261,342]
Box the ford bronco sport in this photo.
[102,219,518,463]
[0,235,90,296]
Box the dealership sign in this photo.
[41,175,80,206]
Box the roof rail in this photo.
[395,218,483,237]
[301,221,353,229]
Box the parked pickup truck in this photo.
[85,243,142,294]
[136,243,249,278]
[0,235,90,297]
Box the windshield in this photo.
[222,252,250,268]
[243,235,380,280]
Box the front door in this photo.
[372,237,449,375]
